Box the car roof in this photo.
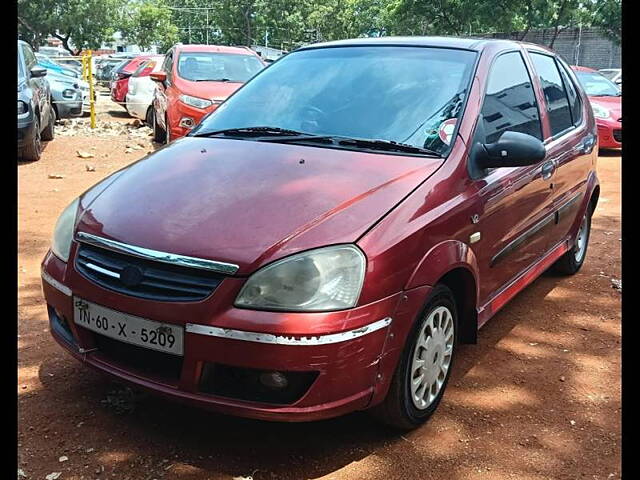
[174,44,257,56]
[571,65,598,73]
[296,36,557,54]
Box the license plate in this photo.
[73,297,184,356]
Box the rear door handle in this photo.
[541,160,556,180]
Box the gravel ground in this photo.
[18,95,621,480]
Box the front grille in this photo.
[93,334,183,385]
[75,243,225,302]
[613,129,622,142]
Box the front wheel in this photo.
[552,209,592,275]
[371,284,457,429]
[152,108,166,143]
[41,105,55,141]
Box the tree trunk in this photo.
[548,0,569,48]
[53,32,78,55]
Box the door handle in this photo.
[541,160,555,180]
[575,133,597,154]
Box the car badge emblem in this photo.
[120,265,144,287]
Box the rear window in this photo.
[132,59,160,77]
[177,52,264,83]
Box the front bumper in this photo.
[17,110,35,149]
[168,102,219,140]
[41,248,410,422]
[125,93,149,120]
[596,117,622,149]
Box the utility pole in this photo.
[265,28,268,49]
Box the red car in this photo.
[110,55,154,106]
[42,37,599,429]
[149,44,265,143]
[571,65,621,149]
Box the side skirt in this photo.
[477,239,569,328]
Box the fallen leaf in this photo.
[59,456,68,462]
[85,165,96,172]
[48,174,65,179]
[76,150,94,159]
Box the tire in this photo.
[41,105,55,141]
[145,106,154,127]
[551,209,592,275]
[165,114,171,144]
[152,108,166,143]
[21,115,42,161]
[370,284,458,430]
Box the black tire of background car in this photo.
[21,115,42,161]
[152,109,166,143]
[165,114,171,144]
[370,283,458,430]
[41,105,55,141]
[551,209,592,275]
[145,107,154,128]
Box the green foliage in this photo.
[17,0,621,53]
[120,0,179,52]
[18,0,126,54]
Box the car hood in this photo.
[176,78,243,102]
[76,137,443,274]
[589,95,622,120]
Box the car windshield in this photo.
[599,69,619,81]
[177,52,264,82]
[194,46,477,156]
[575,71,620,96]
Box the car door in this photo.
[155,50,173,130]
[526,51,595,250]
[22,44,49,127]
[471,50,557,302]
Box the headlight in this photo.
[592,104,610,119]
[18,100,28,114]
[62,88,76,98]
[179,94,212,109]
[235,245,366,312]
[51,198,80,262]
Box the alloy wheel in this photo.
[410,306,455,410]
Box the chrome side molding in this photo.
[186,317,393,346]
[75,232,239,275]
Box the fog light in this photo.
[179,117,195,128]
[259,371,288,389]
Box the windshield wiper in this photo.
[336,137,440,156]
[192,126,312,138]
[194,78,233,82]
[191,127,440,156]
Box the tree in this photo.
[121,0,179,52]
[18,0,126,54]
[588,0,621,44]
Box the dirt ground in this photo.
[18,93,621,480]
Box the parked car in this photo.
[36,53,79,78]
[42,37,599,428]
[125,56,165,125]
[572,66,621,149]
[150,44,265,143]
[599,68,621,87]
[18,40,55,161]
[46,70,84,119]
[95,57,128,83]
[110,55,154,107]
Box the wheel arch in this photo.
[405,240,480,344]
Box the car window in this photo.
[529,53,573,138]
[556,61,582,126]
[177,52,264,83]
[22,44,38,70]
[18,52,25,79]
[195,46,477,156]
[132,59,159,77]
[574,70,620,97]
[162,52,173,80]
[480,51,542,144]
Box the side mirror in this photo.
[150,71,167,83]
[30,65,47,78]
[473,131,545,170]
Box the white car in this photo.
[125,56,164,124]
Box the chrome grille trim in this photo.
[75,232,239,275]
[186,317,393,346]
